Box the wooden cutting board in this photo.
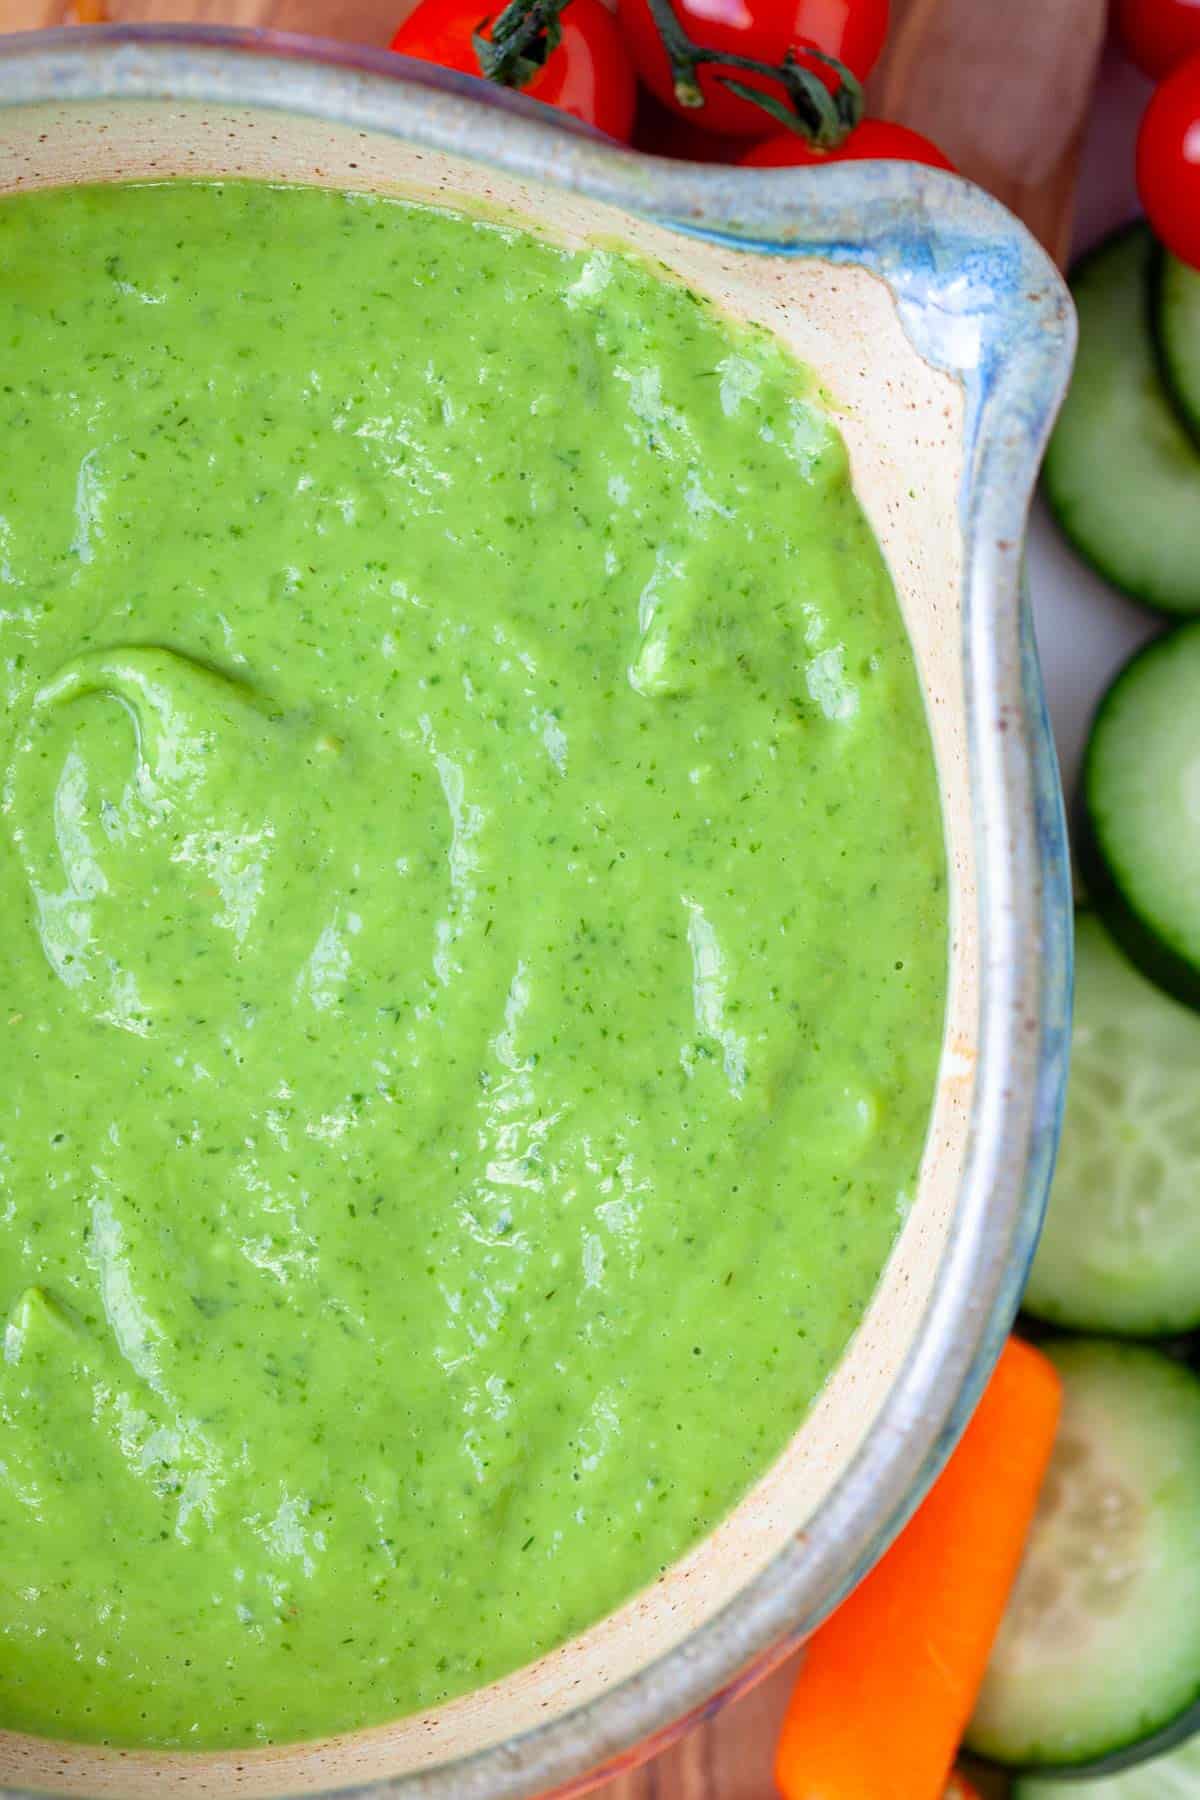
[0,0,1105,1792]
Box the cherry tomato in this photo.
[616,0,889,139]
[390,0,637,142]
[1137,49,1200,268]
[633,90,746,160]
[1116,0,1200,80]
[740,117,954,168]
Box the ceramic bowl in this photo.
[0,27,1074,1800]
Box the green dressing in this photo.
[0,181,946,1748]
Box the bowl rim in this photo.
[0,27,1075,1800]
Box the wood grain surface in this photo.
[0,1,1104,1792]
[877,0,1107,264]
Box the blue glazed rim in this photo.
[0,28,1075,1800]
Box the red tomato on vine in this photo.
[616,0,889,138]
[1137,49,1200,268]
[741,118,954,169]
[390,0,637,142]
[1116,0,1200,80]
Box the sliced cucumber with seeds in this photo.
[1014,1728,1200,1797]
[966,1341,1200,1771]
[1044,225,1200,615]
[1158,251,1200,445]
[1023,914,1200,1335]
[1080,622,1200,1012]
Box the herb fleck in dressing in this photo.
[0,181,946,1748]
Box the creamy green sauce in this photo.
[0,182,946,1749]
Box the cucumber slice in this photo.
[1023,915,1200,1335]
[1158,251,1200,445]
[966,1341,1200,1770]
[1014,1729,1200,1798]
[1043,226,1200,615]
[1080,622,1200,1011]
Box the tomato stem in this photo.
[639,0,863,142]
[471,0,863,140]
[473,0,572,86]
[640,0,705,106]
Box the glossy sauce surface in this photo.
[0,182,946,1748]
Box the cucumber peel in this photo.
[1158,251,1200,447]
[967,1341,1200,1771]
[1080,622,1200,1013]
[1045,226,1200,616]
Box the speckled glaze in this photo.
[0,28,1073,1800]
